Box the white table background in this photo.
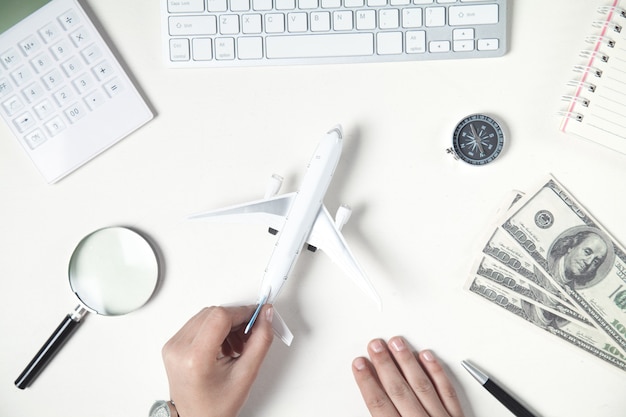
[2,1,626,416]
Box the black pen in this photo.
[461,360,537,417]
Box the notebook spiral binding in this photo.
[560,5,625,123]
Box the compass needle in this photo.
[448,114,505,166]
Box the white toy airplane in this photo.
[189,125,381,345]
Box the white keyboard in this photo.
[1,0,153,183]
[162,0,507,67]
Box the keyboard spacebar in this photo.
[266,33,374,59]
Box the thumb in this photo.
[238,304,275,372]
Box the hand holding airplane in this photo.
[189,125,381,345]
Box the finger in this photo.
[192,306,256,359]
[418,350,465,417]
[235,304,274,377]
[388,337,450,417]
[367,339,426,417]
[352,356,401,417]
[162,307,212,361]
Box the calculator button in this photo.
[24,129,47,150]
[84,89,106,110]
[53,86,74,107]
[22,82,45,103]
[2,95,24,116]
[11,66,34,86]
[1,48,22,70]
[73,73,94,94]
[103,78,124,97]
[0,78,14,98]
[64,102,87,123]
[42,68,64,90]
[81,44,102,64]
[34,100,55,120]
[45,116,66,136]
[13,111,36,133]
[58,10,81,30]
[30,53,54,73]
[19,35,42,56]
[69,28,91,48]
[50,39,72,61]
[61,57,83,77]
[92,61,113,81]
[39,21,63,44]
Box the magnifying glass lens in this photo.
[69,227,158,315]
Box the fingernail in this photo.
[265,306,274,323]
[354,357,367,371]
[421,350,435,362]
[370,339,385,353]
[390,337,406,352]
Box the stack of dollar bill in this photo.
[465,176,626,372]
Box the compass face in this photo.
[452,114,505,165]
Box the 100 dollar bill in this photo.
[501,177,626,354]
[468,275,626,372]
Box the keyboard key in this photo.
[53,86,74,106]
[24,129,47,149]
[81,44,103,64]
[453,39,474,51]
[449,4,498,26]
[19,35,42,56]
[73,73,94,94]
[45,116,66,136]
[478,38,499,50]
[311,12,331,31]
[84,89,106,110]
[215,38,235,59]
[219,15,240,34]
[64,102,87,123]
[58,9,80,30]
[253,0,273,10]
[243,14,263,33]
[169,16,218,36]
[406,30,426,53]
[238,37,263,59]
[103,78,124,97]
[167,0,205,13]
[11,66,34,86]
[377,32,402,54]
[22,82,45,103]
[92,61,114,81]
[333,11,353,31]
[207,0,228,12]
[3,95,24,116]
[425,7,445,27]
[50,39,72,61]
[192,38,213,60]
[0,78,14,98]
[42,68,63,90]
[231,0,251,10]
[13,111,36,132]
[266,33,373,58]
[266,14,286,33]
[287,13,308,32]
[31,53,53,74]
[170,38,190,61]
[1,48,22,69]
[429,40,450,52]
[402,8,423,28]
[33,99,54,119]
[61,56,83,77]
[39,21,62,44]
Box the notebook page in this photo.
[560,0,626,154]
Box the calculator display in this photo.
[0,0,50,34]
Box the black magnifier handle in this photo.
[15,305,88,390]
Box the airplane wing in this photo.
[307,206,382,310]
[188,193,297,231]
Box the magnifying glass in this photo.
[15,226,159,390]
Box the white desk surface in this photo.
[3,1,626,416]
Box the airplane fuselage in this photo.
[260,129,342,303]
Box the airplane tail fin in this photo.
[272,309,294,346]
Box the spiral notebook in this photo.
[559,1,626,154]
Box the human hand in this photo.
[352,336,465,417]
[162,305,275,417]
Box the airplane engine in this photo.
[335,204,352,231]
[264,174,284,198]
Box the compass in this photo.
[447,114,505,165]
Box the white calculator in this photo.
[0,0,153,183]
